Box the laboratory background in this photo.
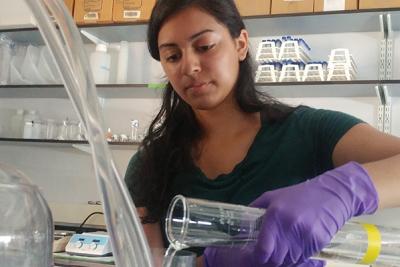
[0,0,400,266]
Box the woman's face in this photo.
[157,6,248,111]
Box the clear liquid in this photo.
[162,245,178,267]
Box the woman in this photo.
[125,0,400,266]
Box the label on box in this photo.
[123,10,141,18]
[84,0,102,12]
[123,0,142,9]
[84,12,99,20]
[323,0,345,11]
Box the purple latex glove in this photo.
[203,162,379,267]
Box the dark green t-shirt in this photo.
[124,106,363,247]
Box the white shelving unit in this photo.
[1,8,399,100]
[1,80,400,99]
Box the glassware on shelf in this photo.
[166,195,400,266]
[45,119,58,139]
[57,118,69,140]
[130,119,139,141]
[22,110,41,139]
[23,121,42,139]
[106,127,113,142]
[67,120,80,140]
[120,134,129,142]
[77,122,86,140]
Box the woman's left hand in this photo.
[249,162,378,266]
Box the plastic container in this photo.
[90,43,111,84]
[0,35,13,85]
[57,118,69,140]
[42,119,58,140]
[38,46,57,83]
[67,120,80,140]
[127,42,145,83]
[9,45,30,85]
[23,110,41,139]
[116,41,129,84]
[20,45,47,84]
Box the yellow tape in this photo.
[359,223,381,265]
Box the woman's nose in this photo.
[181,51,201,76]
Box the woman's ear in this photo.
[236,29,249,61]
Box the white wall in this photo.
[0,0,36,29]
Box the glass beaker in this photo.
[67,120,79,140]
[76,122,86,140]
[57,119,69,140]
[170,250,196,267]
[45,119,58,139]
[165,195,265,250]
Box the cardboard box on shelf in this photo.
[271,0,314,15]
[359,0,400,9]
[64,0,75,15]
[113,0,156,22]
[314,0,358,12]
[74,0,114,25]
[234,0,270,16]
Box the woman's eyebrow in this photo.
[188,29,214,41]
[159,29,214,50]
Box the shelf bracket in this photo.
[375,85,392,134]
[376,14,394,134]
[379,14,394,80]
[379,14,387,80]
[385,14,394,81]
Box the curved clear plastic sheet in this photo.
[23,0,153,266]
[0,163,53,267]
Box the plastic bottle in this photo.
[90,43,111,84]
[23,110,41,139]
[116,41,129,84]
[81,30,111,84]
[10,109,25,138]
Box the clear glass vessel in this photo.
[0,163,53,267]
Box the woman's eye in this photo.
[197,44,215,52]
[165,54,180,62]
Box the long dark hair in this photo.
[130,0,296,223]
